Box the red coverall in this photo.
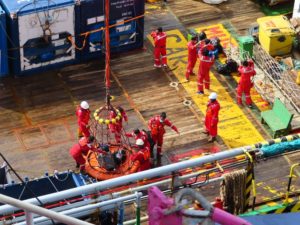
[237,62,256,106]
[69,137,97,170]
[205,100,220,138]
[186,40,198,80]
[126,130,150,149]
[76,106,90,138]
[148,116,178,155]
[199,42,214,52]
[109,110,128,143]
[151,31,167,66]
[198,54,215,92]
[131,147,151,171]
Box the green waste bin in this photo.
[187,29,197,41]
[238,36,254,60]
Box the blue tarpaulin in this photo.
[242,212,300,225]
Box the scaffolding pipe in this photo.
[0,146,253,215]
[3,176,226,225]
[135,192,141,225]
[25,211,33,225]
[1,174,229,225]
[10,135,300,218]
[127,160,247,194]
[0,194,93,225]
[15,193,143,225]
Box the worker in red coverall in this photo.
[237,60,256,108]
[199,39,214,52]
[76,101,91,138]
[203,92,220,142]
[69,136,105,171]
[109,106,128,143]
[131,139,151,172]
[126,128,155,158]
[126,129,150,149]
[197,48,215,94]
[150,27,167,68]
[186,36,200,81]
[148,112,179,159]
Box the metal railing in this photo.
[14,193,142,225]
[2,133,299,215]
[0,146,254,215]
[1,158,247,224]
[1,134,300,224]
[0,194,93,225]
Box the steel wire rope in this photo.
[45,175,70,206]
[52,171,70,182]
[17,181,28,200]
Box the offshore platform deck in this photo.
[1,0,300,223]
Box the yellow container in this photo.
[257,16,295,56]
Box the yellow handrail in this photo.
[284,163,300,204]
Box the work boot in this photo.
[202,130,209,135]
[197,91,204,95]
[154,64,162,68]
[208,136,216,143]
[76,163,80,168]
[190,72,196,76]
[236,101,243,106]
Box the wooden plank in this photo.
[167,0,264,34]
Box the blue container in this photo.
[0,172,85,206]
[0,5,8,77]
[76,0,145,61]
[1,0,78,76]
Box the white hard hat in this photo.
[80,101,89,109]
[209,92,217,100]
[136,139,144,146]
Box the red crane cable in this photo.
[105,0,111,101]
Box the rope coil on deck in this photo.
[220,169,247,215]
